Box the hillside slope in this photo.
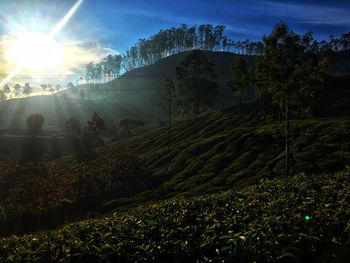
[1,50,349,131]
[2,83,350,234]
[108,51,257,116]
[0,94,145,130]
[0,51,256,130]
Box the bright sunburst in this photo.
[4,32,64,71]
[0,0,85,87]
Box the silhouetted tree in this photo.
[22,83,32,96]
[254,23,328,177]
[87,112,106,136]
[3,84,10,99]
[176,50,218,116]
[47,84,55,94]
[229,58,249,116]
[160,79,175,152]
[66,113,106,160]
[27,113,45,138]
[41,84,47,94]
[13,84,21,97]
[22,113,45,161]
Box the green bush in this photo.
[0,170,348,262]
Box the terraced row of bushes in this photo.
[103,116,350,208]
[0,170,349,262]
[2,113,350,234]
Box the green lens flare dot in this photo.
[305,215,310,221]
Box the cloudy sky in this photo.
[0,0,349,89]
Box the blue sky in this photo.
[0,0,349,88]
[1,0,350,53]
[80,0,350,52]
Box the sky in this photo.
[0,0,349,89]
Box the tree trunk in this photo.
[168,88,172,153]
[285,85,290,177]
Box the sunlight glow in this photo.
[5,32,64,70]
[0,0,84,87]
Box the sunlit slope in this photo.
[0,94,144,130]
[0,51,255,130]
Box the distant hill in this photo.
[107,51,257,116]
[0,51,255,131]
[0,49,349,132]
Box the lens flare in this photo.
[0,0,84,87]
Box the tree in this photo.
[176,50,218,116]
[66,113,106,160]
[47,84,55,94]
[13,84,22,97]
[27,113,45,138]
[160,79,175,152]
[85,62,95,83]
[67,82,75,89]
[22,83,32,97]
[22,113,45,161]
[41,84,47,94]
[254,23,328,177]
[0,90,6,101]
[3,84,11,98]
[87,112,106,136]
[228,58,249,116]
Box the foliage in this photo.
[254,23,328,176]
[176,50,218,116]
[118,118,145,137]
[0,152,148,234]
[228,57,250,115]
[255,23,327,115]
[0,171,348,262]
[66,113,106,160]
[26,113,45,138]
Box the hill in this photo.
[1,49,349,133]
[108,51,257,115]
[0,51,256,131]
[0,50,350,235]
[2,100,350,234]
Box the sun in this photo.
[5,32,64,71]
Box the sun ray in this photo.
[49,0,84,38]
[0,0,84,87]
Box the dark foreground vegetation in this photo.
[0,171,348,262]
